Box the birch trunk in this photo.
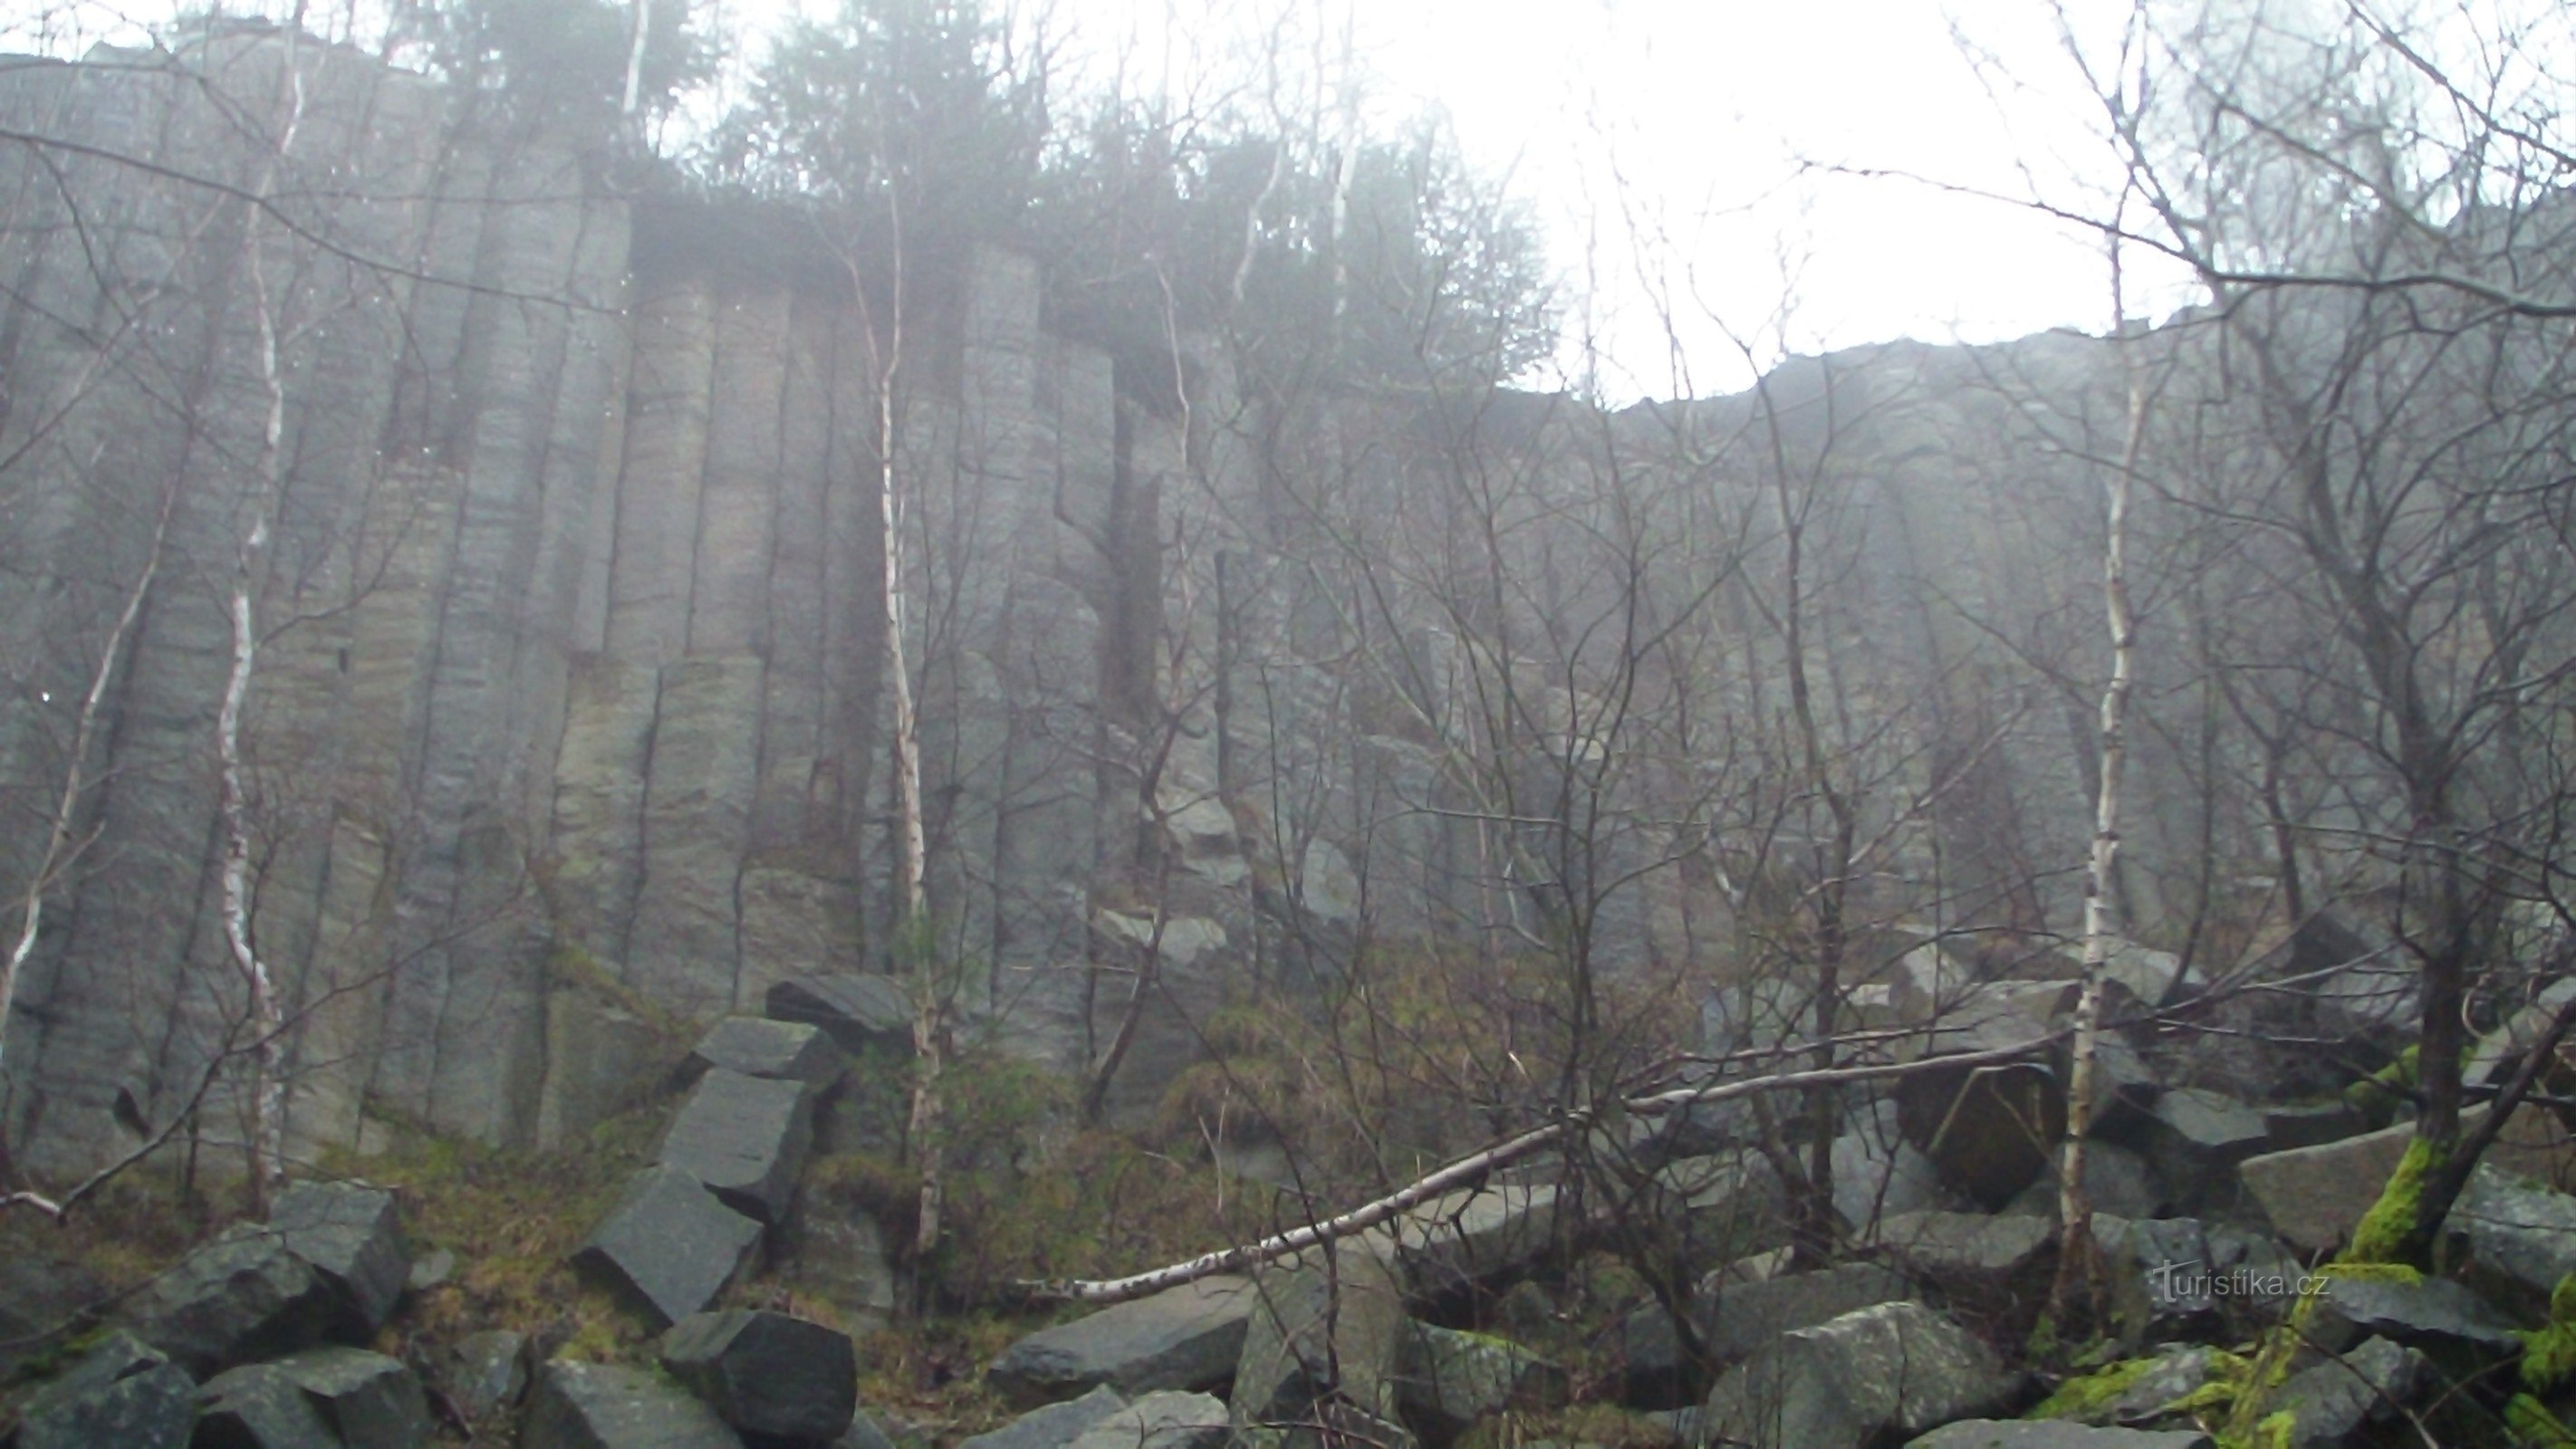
[2049,291,2148,1327]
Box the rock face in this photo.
[658,1310,859,1444]
[572,1166,765,1329]
[12,1331,197,1449]
[986,1275,1255,1408]
[1700,1301,2015,1449]
[524,1361,748,1449]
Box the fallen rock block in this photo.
[523,1360,746,1449]
[2309,1271,2523,1355]
[2238,1106,2574,1255]
[268,1347,432,1449]
[1702,1261,1914,1363]
[130,1224,341,1376]
[659,1068,816,1223]
[436,1329,529,1422]
[2135,1089,2268,1213]
[2456,1162,2576,1315]
[986,1274,1254,1408]
[1701,1300,2014,1449]
[1389,1182,1561,1295]
[268,1181,409,1334]
[959,1385,1127,1449]
[2265,1337,2427,1448]
[1230,1239,1408,1426]
[1398,1322,1567,1442]
[683,1016,849,1088]
[13,1330,197,1449]
[1896,1032,2067,1210]
[1870,1210,2052,1298]
[659,1310,858,1444]
[767,974,915,1053]
[572,1166,764,1329]
[1064,1389,1230,1449]
[197,1361,341,1449]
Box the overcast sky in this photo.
[15,0,2203,398]
[972,0,2202,398]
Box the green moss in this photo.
[2519,1273,2576,1394]
[2507,1393,2576,1446]
[2029,1357,2155,1421]
[2346,1135,2438,1265]
[2344,1046,2420,1128]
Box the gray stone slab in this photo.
[1702,1300,2014,1449]
[683,1016,849,1088]
[767,974,916,1052]
[269,1180,409,1334]
[130,1223,341,1376]
[1064,1390,1230,1449]
[572,1166,764,1329]
[658,1068,815,1223]
[959,1384,1128,1449]
[271,1346,432,1449]
[523,1360,747,1449]
[659,1310,857,1444]
[987,1274,1254,1408]
[14,1331,197,1449]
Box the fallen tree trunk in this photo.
[1013,1031,2068,1305]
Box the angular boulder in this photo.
[268,1181,409,1334]
[1398,1322,1566,1443]
[1702,1261,1914,1363]
[268,1347,432,1449]
[1701,1300,2014,1449]
[437,1329,530,1422]
[986,1274,1254,1408]
[658,1068,816,1223]
[523,1360,747,1449]
[572,1166,764,1329]
[197,1361,341,1449]
[13,1330,197,1449]
[959,1384,1127,1449]
[2134,1089,2268,1213]
[766,974,915,1053]
[1229,1239,1409,1426]
[683,1016,849,1088]
[2455,1162,2576,1314]
[1064,1390,1230,1449]
[1870,1210,2053,1299]
[659,1310,858,1444]
[1896,1047,2067,1210]
[2265,1337,2427,1448]
[1389,1183,1561,1294]
[2239,1106,2573,1255]
[2309,1271,2523,1355]
[129,1223,341,1376]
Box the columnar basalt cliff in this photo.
[0,31,2229,1179]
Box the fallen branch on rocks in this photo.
[1011,1031,2068,1305]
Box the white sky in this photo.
[15,0,2204,398]
[947,0,2201,398]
